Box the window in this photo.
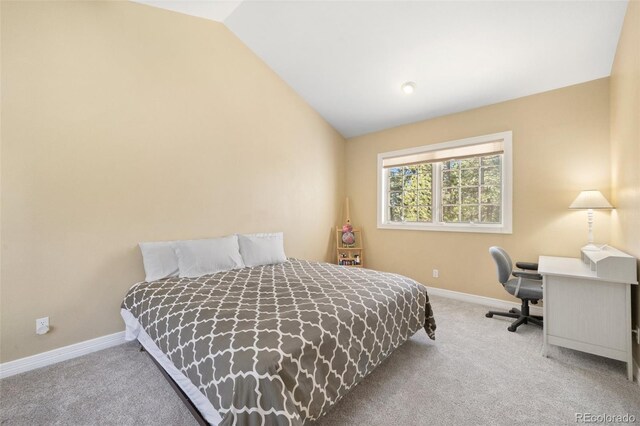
[377,131,512,233]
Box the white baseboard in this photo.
[0,331,126,379]
[426,286,544,316]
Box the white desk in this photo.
[539,248,637,380]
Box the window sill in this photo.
[377,222,512,234]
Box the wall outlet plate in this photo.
[36,317,49,335]
[432,269,439,278]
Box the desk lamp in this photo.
[569,190,613,250]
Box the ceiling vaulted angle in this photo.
[136,0,628,138]
[132,0,243,22]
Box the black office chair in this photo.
[485,246,543,332]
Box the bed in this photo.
[121,258,436,425]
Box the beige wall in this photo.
[610,0,640,367]
[0,1,345,362]
[346,79,611,302]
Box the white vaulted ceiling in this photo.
[134,1,628,138]
[133,0,243,22]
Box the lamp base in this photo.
[582,243,606,251]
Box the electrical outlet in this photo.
[633,326,640,345]
[36,317,49,335]
[432,269,439,278]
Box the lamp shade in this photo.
[569,190,614,209]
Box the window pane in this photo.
[481,155,500,166]
[387,163,433,223]
[442,187,459,205]
[404,165,417,175]
[461,205,479,223]
[418,190,431,205]
[461,187,479,204]
[390,171,403,190]
[389,191,403,207]
[460,157,479,169]
[404,169,417,190]
[442,170,459,187]
[460,169,479,186]
[481,167,501,185]
[404,206,418,222]
[439,153,503,225]
[403,190,417,207]
[443,160,460,170]
[442,206,460,223]
[480,186,501,204]
[389,207,403,222]
[417,163,431,175]
[417,165,432,189]
[418,206,432,221]
[481,205,501,223]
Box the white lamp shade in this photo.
[569,190,614,209]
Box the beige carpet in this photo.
[1,295,639,425]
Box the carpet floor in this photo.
[1,295,639,425]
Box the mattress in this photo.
[121,259,436,425]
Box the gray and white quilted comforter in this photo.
[121,259,436,425]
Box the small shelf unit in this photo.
[336,227,364,267]
[579,245,637,283]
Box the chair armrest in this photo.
[513,271,543,281]
[515,261,538,271]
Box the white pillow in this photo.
[173,236,245,278]
[237,232,287,267]
[139,241,180,282]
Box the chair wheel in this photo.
[507,325,516,332]
[486,313,493,318]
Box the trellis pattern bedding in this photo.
[122,259,436,425]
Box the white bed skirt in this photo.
[120,308,222,425]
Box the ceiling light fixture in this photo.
[401,81,416,94]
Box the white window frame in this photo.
[377,131,512,234]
